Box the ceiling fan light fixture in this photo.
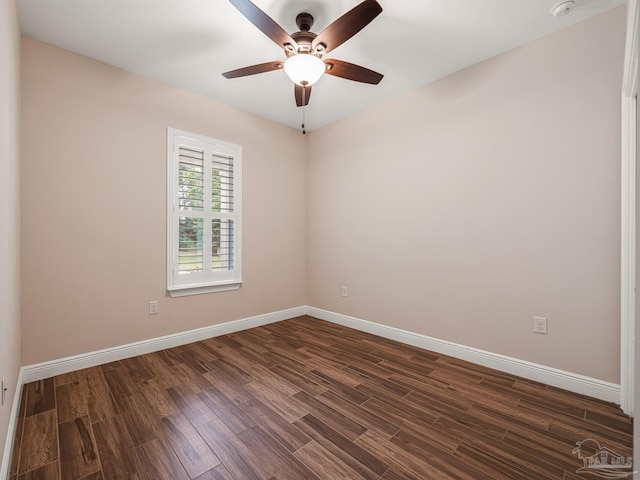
[283,54,325,86]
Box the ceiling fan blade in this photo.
[324,59,383,84]
[222,61,283,79]
[230,0,297,50]
[312,0,382,55]
[294,84,312,107]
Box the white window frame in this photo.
[167,128,242,297]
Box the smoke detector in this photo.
[551,1,576,17]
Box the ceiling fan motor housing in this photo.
[289,14,318,56]
[290,32,316,55]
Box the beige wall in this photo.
[307,7,625,383]
[0,0,21,467]
[21,37,307,365]
[20,6,626,385]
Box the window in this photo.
[167,128,242,296]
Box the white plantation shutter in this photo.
[211,154,235,273]
[167,129,242,296]
[178,147,205,274]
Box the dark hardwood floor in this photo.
[9,316,633,479]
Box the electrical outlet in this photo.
[533,316,548,334]
[341,286,348,297]
[149,301,159,315]
[2,376,6,405]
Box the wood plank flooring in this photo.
[9,316,633,479]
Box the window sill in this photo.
[168,281,243,297]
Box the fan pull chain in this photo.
[301,86,307,134]
[302,106,306,134]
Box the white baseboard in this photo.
[16,303,622,405]
[2,303,623,479]
[5,304,621,480]
[0,369,24,480]
[22,306,306,384]
[306,306,621,405]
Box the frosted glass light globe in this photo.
[283,54,326,86]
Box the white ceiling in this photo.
[17,0,626,131]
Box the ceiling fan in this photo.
[222,0,384,108]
